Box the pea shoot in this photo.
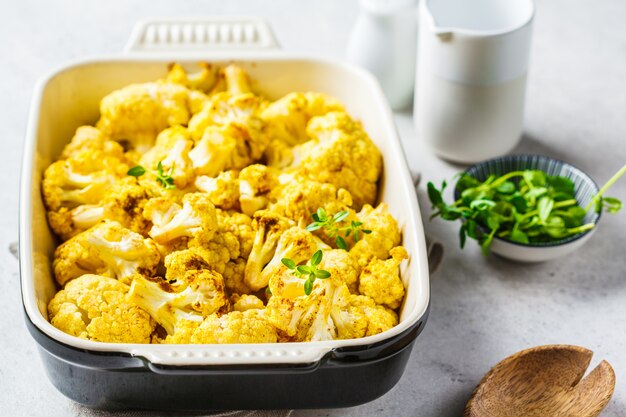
[281,250,331,295]
[306,208,371,250]
[428,166,625,255]
[127,161,176,189]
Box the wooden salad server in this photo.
[463,344,615,417]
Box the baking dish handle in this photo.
[124,17,280,53]
[128,343,334,369]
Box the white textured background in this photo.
[1,0,625,416]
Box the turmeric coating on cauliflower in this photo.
[270,178,353,227]
[97,81,192,153]
[350,203,402,267]
[43,63,410,345]
[358,246,408,309]
[195,170,240,210]
[298,112,382,209]
[129,270,228,335]
[143,192,218,250]
[53,220,160,286]
[48,274,156,343]
[139,126,196,189]
[48,177,150,241]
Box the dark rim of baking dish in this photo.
[453,154,602,248]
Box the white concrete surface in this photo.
[0,0,624,416]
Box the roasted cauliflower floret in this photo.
[270,179,353,226]
[261,92,345,146]
[162,249,212,281]
[266,289,336,342]
[232,294,265,311]
[188,125,238,176]
[97,81,191,153]
[191,309,277,344]
[349,294,399,336]
[143,192,217,249]
[195,170,240,210]
[161,319,202,344]
[299,112,382,208]
[215,209,255,259]
[139,126,195,188]
[129,270,228,335]
[48,177,150,240]
[48,274,155,343]
[239,164,280,216]
[318,249,360,293]
[53,220,160,286]
[223,63,252,94]
[222,258,250,295]
[187,244,231,276]
[350,203,402,267]
[244,211,296,291]
[59,126,126,161]
[187,93,267,151]
[329,285,368,340]
[245,210,295,289]
[42,158,119,212]
[166,62,218,94]
[359,246,408,309]
[263,227,330,297]
[264,138,295,169]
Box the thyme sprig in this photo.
[127,161,176,189]
[306,208,371,250]
[281,250,331,295]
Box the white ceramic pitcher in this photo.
[414,0,535,163]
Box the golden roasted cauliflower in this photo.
[358,246,408,309]
[48,274,155,343]
[97,81,192,153]
[298,112,382,208]
[53,220,160,286]
[129,270,228,335]
[43,63,409,345]
[48,177,150,241]
[143,192,218,251]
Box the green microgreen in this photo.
[428,165,625,255]
[127,161,176,190]
[306,208,372,250]
[281,250,331,295]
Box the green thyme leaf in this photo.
[336,236,348,250]
[307,208,371,251]
[127,166,146,177]
[284,250,332,296]
[310,250,323,266]
[306,223,323,232]
[130,161,176,189]
[304,278,314,295]
[333,211,349,223]
[315,269,331,279]
[281,258,296,269]
[296,265,312,275]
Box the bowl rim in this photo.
[453,154,602,248]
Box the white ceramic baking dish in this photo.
[20,18,430,396]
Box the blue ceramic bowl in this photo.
[454,154,601,262]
